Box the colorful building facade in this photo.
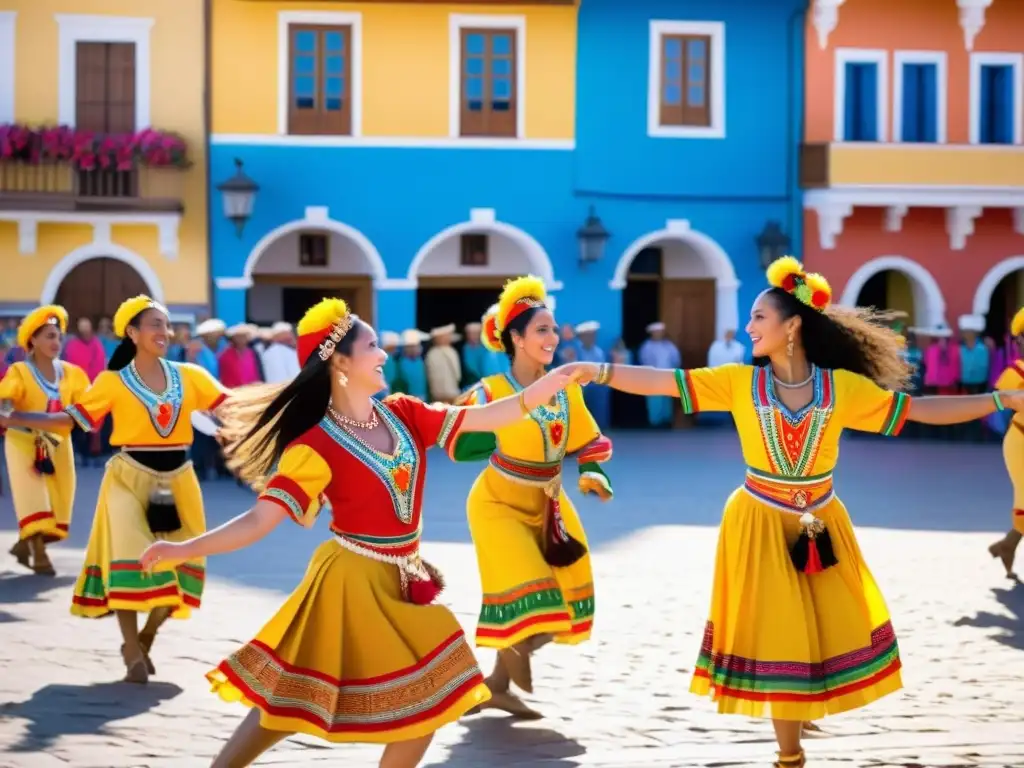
[803,0,1024,335]
[210,0,805,366]
[0,1,209,324]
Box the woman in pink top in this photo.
[922,329,960,395]
[217,325,262,388]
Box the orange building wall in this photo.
[804,209,1024,322]
[804,0,1024,144]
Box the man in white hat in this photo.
[395,329,429,400]
[958,314,990,396]
[462,320,485,385]
[261,321,300,384]
[193,318,227,377]
[218,323,262,388]
[425,324,462,403]
[639,321,682,427]
[575,321,610,429]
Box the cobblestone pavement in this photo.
[0,431,1022,767]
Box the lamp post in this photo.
[755,221,791,269]
[577,205,610,266]
[217,158,259,237]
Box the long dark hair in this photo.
[221,320,366,488]
[107,310,154,371]
[757,288,912,391]
[500,306,543,362]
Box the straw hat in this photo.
[226,323,254,339]
[575,321,600,334]
[957,314,985,333]
[195,318,226,336]
[379,330,400,348]
[401,329,429,346]
[430,323,461,341]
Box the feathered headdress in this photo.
[481,275,547,352]
[113,295,169,338]
[765,256,832,312]
[17,305,68,350]
[296,298,352,365]
[1011,307,1024,338]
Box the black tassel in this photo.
[146,489,182,534]
[815,527,839,568]
[789,514,838,574]
[543,501,587,568]
[34,439,55,476]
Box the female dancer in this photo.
[560,257,1024,767]
[988,306,1024,578]
[136,298,578,768]
[453,276,612,718]
[0,305,89,575]
[0,295,228,683]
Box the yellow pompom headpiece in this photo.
[482,275,548,352]
[1011,307,1024,338]
[296,297,352,364]
[17,305,69,350]
[765,256,832,312]
[113,295,169,338]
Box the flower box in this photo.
[0,124,190,171]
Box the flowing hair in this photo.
[219,320,366,489]
[758,287,912,392]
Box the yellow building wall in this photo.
[2,0,208,306]
[886,271,915,321]
[212,1,577,139]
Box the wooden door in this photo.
[55,258,149,325]
[661,278,716,428]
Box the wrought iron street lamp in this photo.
[217,158,259,237]
[755,221,791,269]
[577,205,610,266]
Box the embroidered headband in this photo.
[765,256,832,312]
[296,298,353,365]
[482,275,548,353]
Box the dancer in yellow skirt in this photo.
[0,305,89,575]
[988,306,1024,578]
[137,298,578,768]
[451,277,612,718]
[0,295,228,684]
[558,256,1024,767]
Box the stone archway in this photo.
[838,255,946,327]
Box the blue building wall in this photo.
[211,0,807,352]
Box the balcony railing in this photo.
[0,162,185,213]
[801,142,1024,189]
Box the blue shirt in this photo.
[462,342,487,382]
[398,357,428,400]
[959,341,990,386]
[195,345,220,378]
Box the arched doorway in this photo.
[243,213,384,326]
[838,256,945,328]
[853,269,916,321]
[973,257,1024,340]
[54,257,149,325]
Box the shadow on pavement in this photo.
[428,715,586,766]
[953,581,1024,651]
[0,573,77,605]
[0,680,183,752]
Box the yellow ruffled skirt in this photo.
[467,466,595,649]
[1003,424,1024,533]
[208,539,490,744]
[690,487,902,721]
[71,453,206,618]
[5,430,75,542]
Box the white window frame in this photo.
[833,48,888,143]
[448,14,527,141]
[56,14,154,129]
[892,51,947,144]
[647,20,726,139]
[968,52,1023,145]
[0,12,15,123]
[277,10,364,137]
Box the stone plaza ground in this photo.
[0,430,1022,767]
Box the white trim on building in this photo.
[968,52,1023,145]
[892,50,948,144]
[833,47,888,142]
[647,20,726,139]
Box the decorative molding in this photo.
[805,198,853,249]
[647,20,726,139]
[957,0,993,51]
[884,205,908,232]
[945,205,982,250]
[968,52,1024,145]
[833,48,888,142]
[40,240,165,304]
[56,14,154,128]
[210,133,573,150]
[892,50,948,144]
[805,186,1024,208]
[974,256,1024,315]
[812,0,846,50]
[277,11,363,138]
[838,255,946,327]
[0,211,181,258]
[407,207,562,290]
[0,12,15,124]
[609,219,740,339]
[449,14,527,141]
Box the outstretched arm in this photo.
[0,410,74,431]
[459,369,578,432]
[555,362,678,397]
[908,392,1017,425]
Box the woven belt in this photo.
[489,453,561,493]
[743,467,834,514]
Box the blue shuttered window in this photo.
[979,64,1015,144]
[900,62,938,142]
[843,62,878,141]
